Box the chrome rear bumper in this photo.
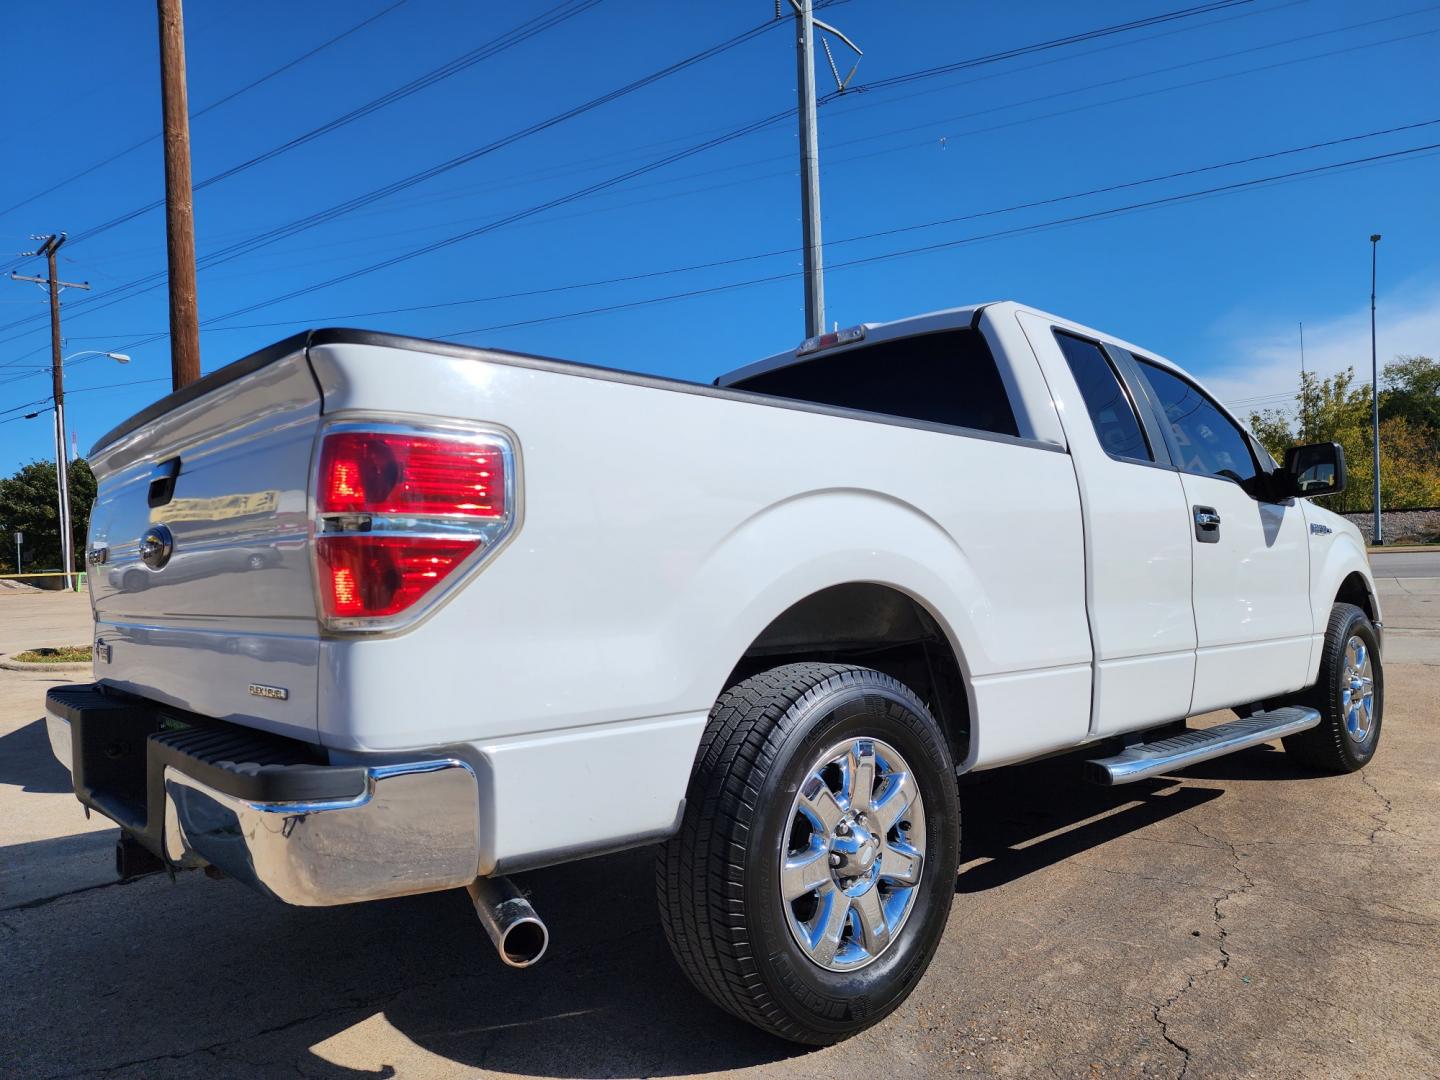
[46,710,73,772]
[45,701,483,906]
[162,759,482,905]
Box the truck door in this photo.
[1017,314,1196,736]
[1128,357,1312,713]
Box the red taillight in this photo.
[318,431,506,518]
[317,536,479,618]
[313,427,515,626]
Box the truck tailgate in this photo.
[86,342,323,741]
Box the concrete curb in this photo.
[0,655,91,673]
[1369,545,1439,553]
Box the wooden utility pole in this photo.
[10,234,91,591]
[157,0,201,389]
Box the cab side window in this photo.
[1054,332,1151,462]
[1137,359,1259,486]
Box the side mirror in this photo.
[1278,441,1346,499]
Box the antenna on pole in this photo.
[777,0,862,339]
[1298,321,1306,437]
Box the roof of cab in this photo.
[715,304,987,387]
[714,299,1194,388]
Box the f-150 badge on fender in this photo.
[248,683,289,701]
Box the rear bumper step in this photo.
[45,684,483,906]
[1085,707,1321,785]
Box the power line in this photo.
[0,1,410,229]
[10,9,1435,353]
[66,118,1439,339]
[0,0,1419,377]
[424,139,1440,340]
[285,0,1310,229]
[476,7,1440,225]
[0,6,782,343]
[67,0,602,249]
[115,13,1440,298]
[850,0,1254,94]
[9,107,1437,375]
[77,1,1274,337]
[0,0,597,288]
[212,3,1440,247]
[0,378,171,426]
[790,11,1440,184]
[90,136,1440,365]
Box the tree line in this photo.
[1248,354,1440,512]
[0,459,96,574]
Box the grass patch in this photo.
[12,645,92,664]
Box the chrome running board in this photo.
[1085,707,1321,785]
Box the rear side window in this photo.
[728,329,1019,437]
[1138,360,1259,485]
[1053,332,1151,462]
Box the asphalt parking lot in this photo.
[2,563,1436,1079]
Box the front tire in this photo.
[656,663,959,1044]
[1283,602,1383,772]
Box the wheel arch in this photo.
[1305,529,1382,684]
[720,582,975,772]
[1334,570,1377,624]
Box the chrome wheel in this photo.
[780,737,926,971]
[1341,635,1376,743]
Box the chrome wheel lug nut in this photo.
[830,853,843,868]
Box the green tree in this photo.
[1249,361,1440,513]
[1250,367,1370,512]
[1381,355,1440,432]
[0,459,96,573]
[1376,415,1440,507]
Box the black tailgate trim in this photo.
[90,331,314,454]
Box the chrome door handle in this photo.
[1193,505,1221,543]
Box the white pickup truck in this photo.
[45,302,1383,1044]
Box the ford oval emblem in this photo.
[139,524,174,570]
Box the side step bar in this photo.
[1085,706,1321,786]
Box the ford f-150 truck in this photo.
[44,302,1383,1044]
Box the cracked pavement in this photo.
[2,582,1438,1079]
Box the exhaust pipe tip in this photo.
[496,914,549,969]
[467,876,549,969]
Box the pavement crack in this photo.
[1149,821,1259,1078]
[1189,821,1258,971]
[1359,769,1394,844]
[1151,988,1196,1079]
[0,874,147,914]
[39,997,393,1080]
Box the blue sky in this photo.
[1,0,1437,470]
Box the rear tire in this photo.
[656,663,959,1044]
[1282,602,1383,772]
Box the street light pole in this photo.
[12,350,129,589]
[1369,233,1382,546]
[794,0,824,339]
[778,0,860,340]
